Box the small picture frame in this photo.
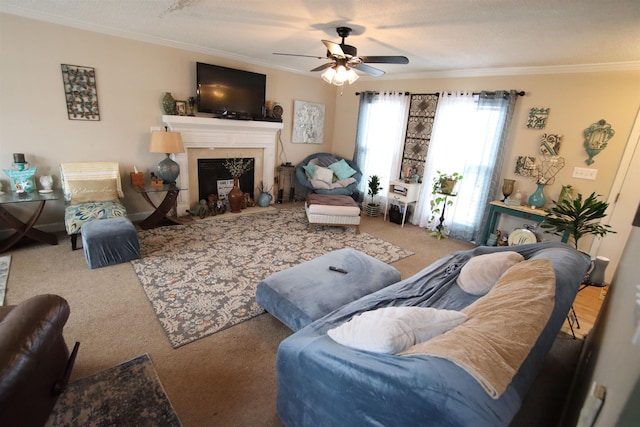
[176,101,187,116]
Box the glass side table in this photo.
[132,184,193,230]
[0,190,61,252]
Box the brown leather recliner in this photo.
[0,294,78,426]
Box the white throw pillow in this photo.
[313,166,335,184]
[327,307,468,354]
[456,251,524,295]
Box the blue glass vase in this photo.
[528,183,546,208]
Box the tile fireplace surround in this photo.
[162,115,283,214]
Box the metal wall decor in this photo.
[583,119,615,165]
[292,100,325,143]
[61,64,100,121]
[527,107,549,129]
[514,156,536,177]
[401,94,439,180]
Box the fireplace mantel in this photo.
[162,115,283,213]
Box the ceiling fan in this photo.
[274,27,409,85]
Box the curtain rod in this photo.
[355,90,525,96]
[436,90,525,97]
[354,91,411,96]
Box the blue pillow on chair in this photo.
[329,159,357,180]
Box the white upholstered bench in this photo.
[305,193,361,234]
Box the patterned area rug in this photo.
[132,208,413,348]
[0,255,10,306]
[46,354,181,426]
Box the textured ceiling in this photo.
[2,0,639,78]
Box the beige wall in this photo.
[334,72,640,207]
[0,13,336,229]
[2,12,639,236]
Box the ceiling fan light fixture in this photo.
[321,66,337,84]
[346,68,359,84]
[321,64,359,86]
[334,65,348,84]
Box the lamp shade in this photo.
[149,131,184,154]
[150,130,184,184]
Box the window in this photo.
[413,91,518,243]
[353,92,410,202]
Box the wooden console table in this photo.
[133,184,192,230]
[481,200,569,246]
[0,190,60,252]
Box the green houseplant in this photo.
[364,175,383,217]
[428,171,463,239]
[435,171,463,195]
[540,192,615,250]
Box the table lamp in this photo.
[149,129,185,184]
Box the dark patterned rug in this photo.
[46,354,181,426]
[131,208,413,348]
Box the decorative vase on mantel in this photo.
[528,183,546,209]
[162,92,177,115]
[228,177,244,213]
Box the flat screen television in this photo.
[196,62,266,120]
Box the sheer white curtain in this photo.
[353,92,410,203]
[413,91,515,243]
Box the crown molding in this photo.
[2,7,639,79]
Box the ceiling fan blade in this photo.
[310,63,335,72]
[358,56,409,64]
[322,40,345,58]
[352,63,385,77]
[273,53,329,60]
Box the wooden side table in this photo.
[383,180,421,227]
[133,184,192,230]
[0,190,60,252]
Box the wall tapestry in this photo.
[292,100,324,143]
[61,64,100,121]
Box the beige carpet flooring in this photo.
[4,204,473,426]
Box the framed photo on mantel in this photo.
[292,100,325,144]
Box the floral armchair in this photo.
[60,162,127,250]
[295,153,362,197]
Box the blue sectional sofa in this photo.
[275,242,590,427]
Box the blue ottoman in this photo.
[81,218,140,269]
[256,248,401,331]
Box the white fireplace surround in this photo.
[162,115,283,214]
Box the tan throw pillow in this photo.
[327,307,468,354]
[457,251,524,295]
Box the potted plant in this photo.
[540,192,616,251]
[435,171,463,195]
[363,175,383,217]
[428,171,463,239]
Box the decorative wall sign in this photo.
[61,64,100,121]
[527,107,549,129]
[583,119,615,165]
[540,133,562,156]
[292,100,325,143]
[514,156,536,177]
